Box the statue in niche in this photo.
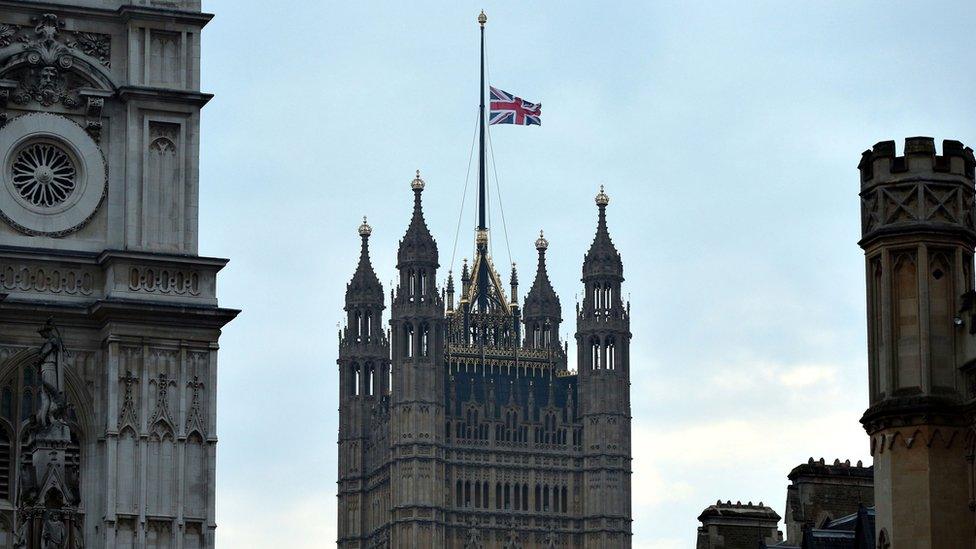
[463,523,482,549]
[503,521,521,549]
[543,522,557,549]
[35,318,68,430]
[40,510,66,549]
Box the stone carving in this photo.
[148,372,175,429]
[15,319,85,549]
[0,265,95,296]
[83,96,103,142]
[128,267,200,296]
[0,14,112,109]
[118,370,139,430]
[35,319,67,429]
[185,375,205,436]
[463,525,482,549]
[12,141,77,207]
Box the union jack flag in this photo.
[489,86,541,126]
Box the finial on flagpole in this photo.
[478,10,487,26]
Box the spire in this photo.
[582,185,623,281]
[446,270,456,312]
[397,170,439,268]
[345,216,383,306]
[524,230,561,321]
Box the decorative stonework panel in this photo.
[0,263,95,295]
[128,266,200,296]
[145,121,183,251]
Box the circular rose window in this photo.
[11,141,78,208]
[0,113,106,237]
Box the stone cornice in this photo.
[0,1,213,27]
[861,395,968,434]
[117,85,213,106]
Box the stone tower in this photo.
[388,172,447,547]
[576,185,632,546]
[0,1,234,547]
[337,218,390,547]
[336,174,633,548]
[858,137,976,546]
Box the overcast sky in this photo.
[198,2,976,547]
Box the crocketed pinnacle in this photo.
[397,170,439,268]
[524,230,561,321]
[583,186,622,280]
[346,216,383,306]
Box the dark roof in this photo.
[788,458,873,482]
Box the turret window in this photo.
[420,324,430,357]
[606,337,616,370]
[590,337,601,369]
[419,271,428,302]
[365,362,375,396]
[404,324,415,358]
[365,310,373,342]
[351,363,360,396]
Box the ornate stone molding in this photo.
[127,266,201,296]
[0,263,96,296]
[870,425,963,455]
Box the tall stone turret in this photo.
[337,217,389,547]
[576,186,632,547]
[523,231,562,349]
[858,137,976,546]
[389,171,447,547]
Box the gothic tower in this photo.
[523,231,562,350]
[337,218,390,547]
[577,186,632,546]
[389,172,447,547]
[858,137,976,546]
[0,1,234,547]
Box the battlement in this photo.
[698,500,780,522]
[788,457,873,481]
[858,137,975,184]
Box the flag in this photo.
[489,86,541,126]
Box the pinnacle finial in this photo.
[359,216,372,237]
[478,10,487,26]
[411,169,425,191]
[595,185,609,207]
[535,229,549,251]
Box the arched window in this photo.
[464,480,471,507]
[365,310,373,342]
[605,336,616,370]
[351,363,360,396]
[561,486,568,514]
[420,324,430,357]
[404,324,415,358]
[591,337,601,369]
[365,363,375,396]
[495,483,502,510]
[419,271,427,302]
[482,481,489,509]
[408,270,417,302]
[504,482,511,509]
[474,481,481,508]
[456,480,463,507]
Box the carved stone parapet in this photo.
[858,138,976,247]
[0,247,227,306]
[0,261,98,297]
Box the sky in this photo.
[197,2,976,547]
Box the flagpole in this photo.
[476,10,489,312]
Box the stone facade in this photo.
[696,501,782,549]
[337,178,633,548]
[858,137,976,547]
[0,1,234,548]
[783,458,873,545]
